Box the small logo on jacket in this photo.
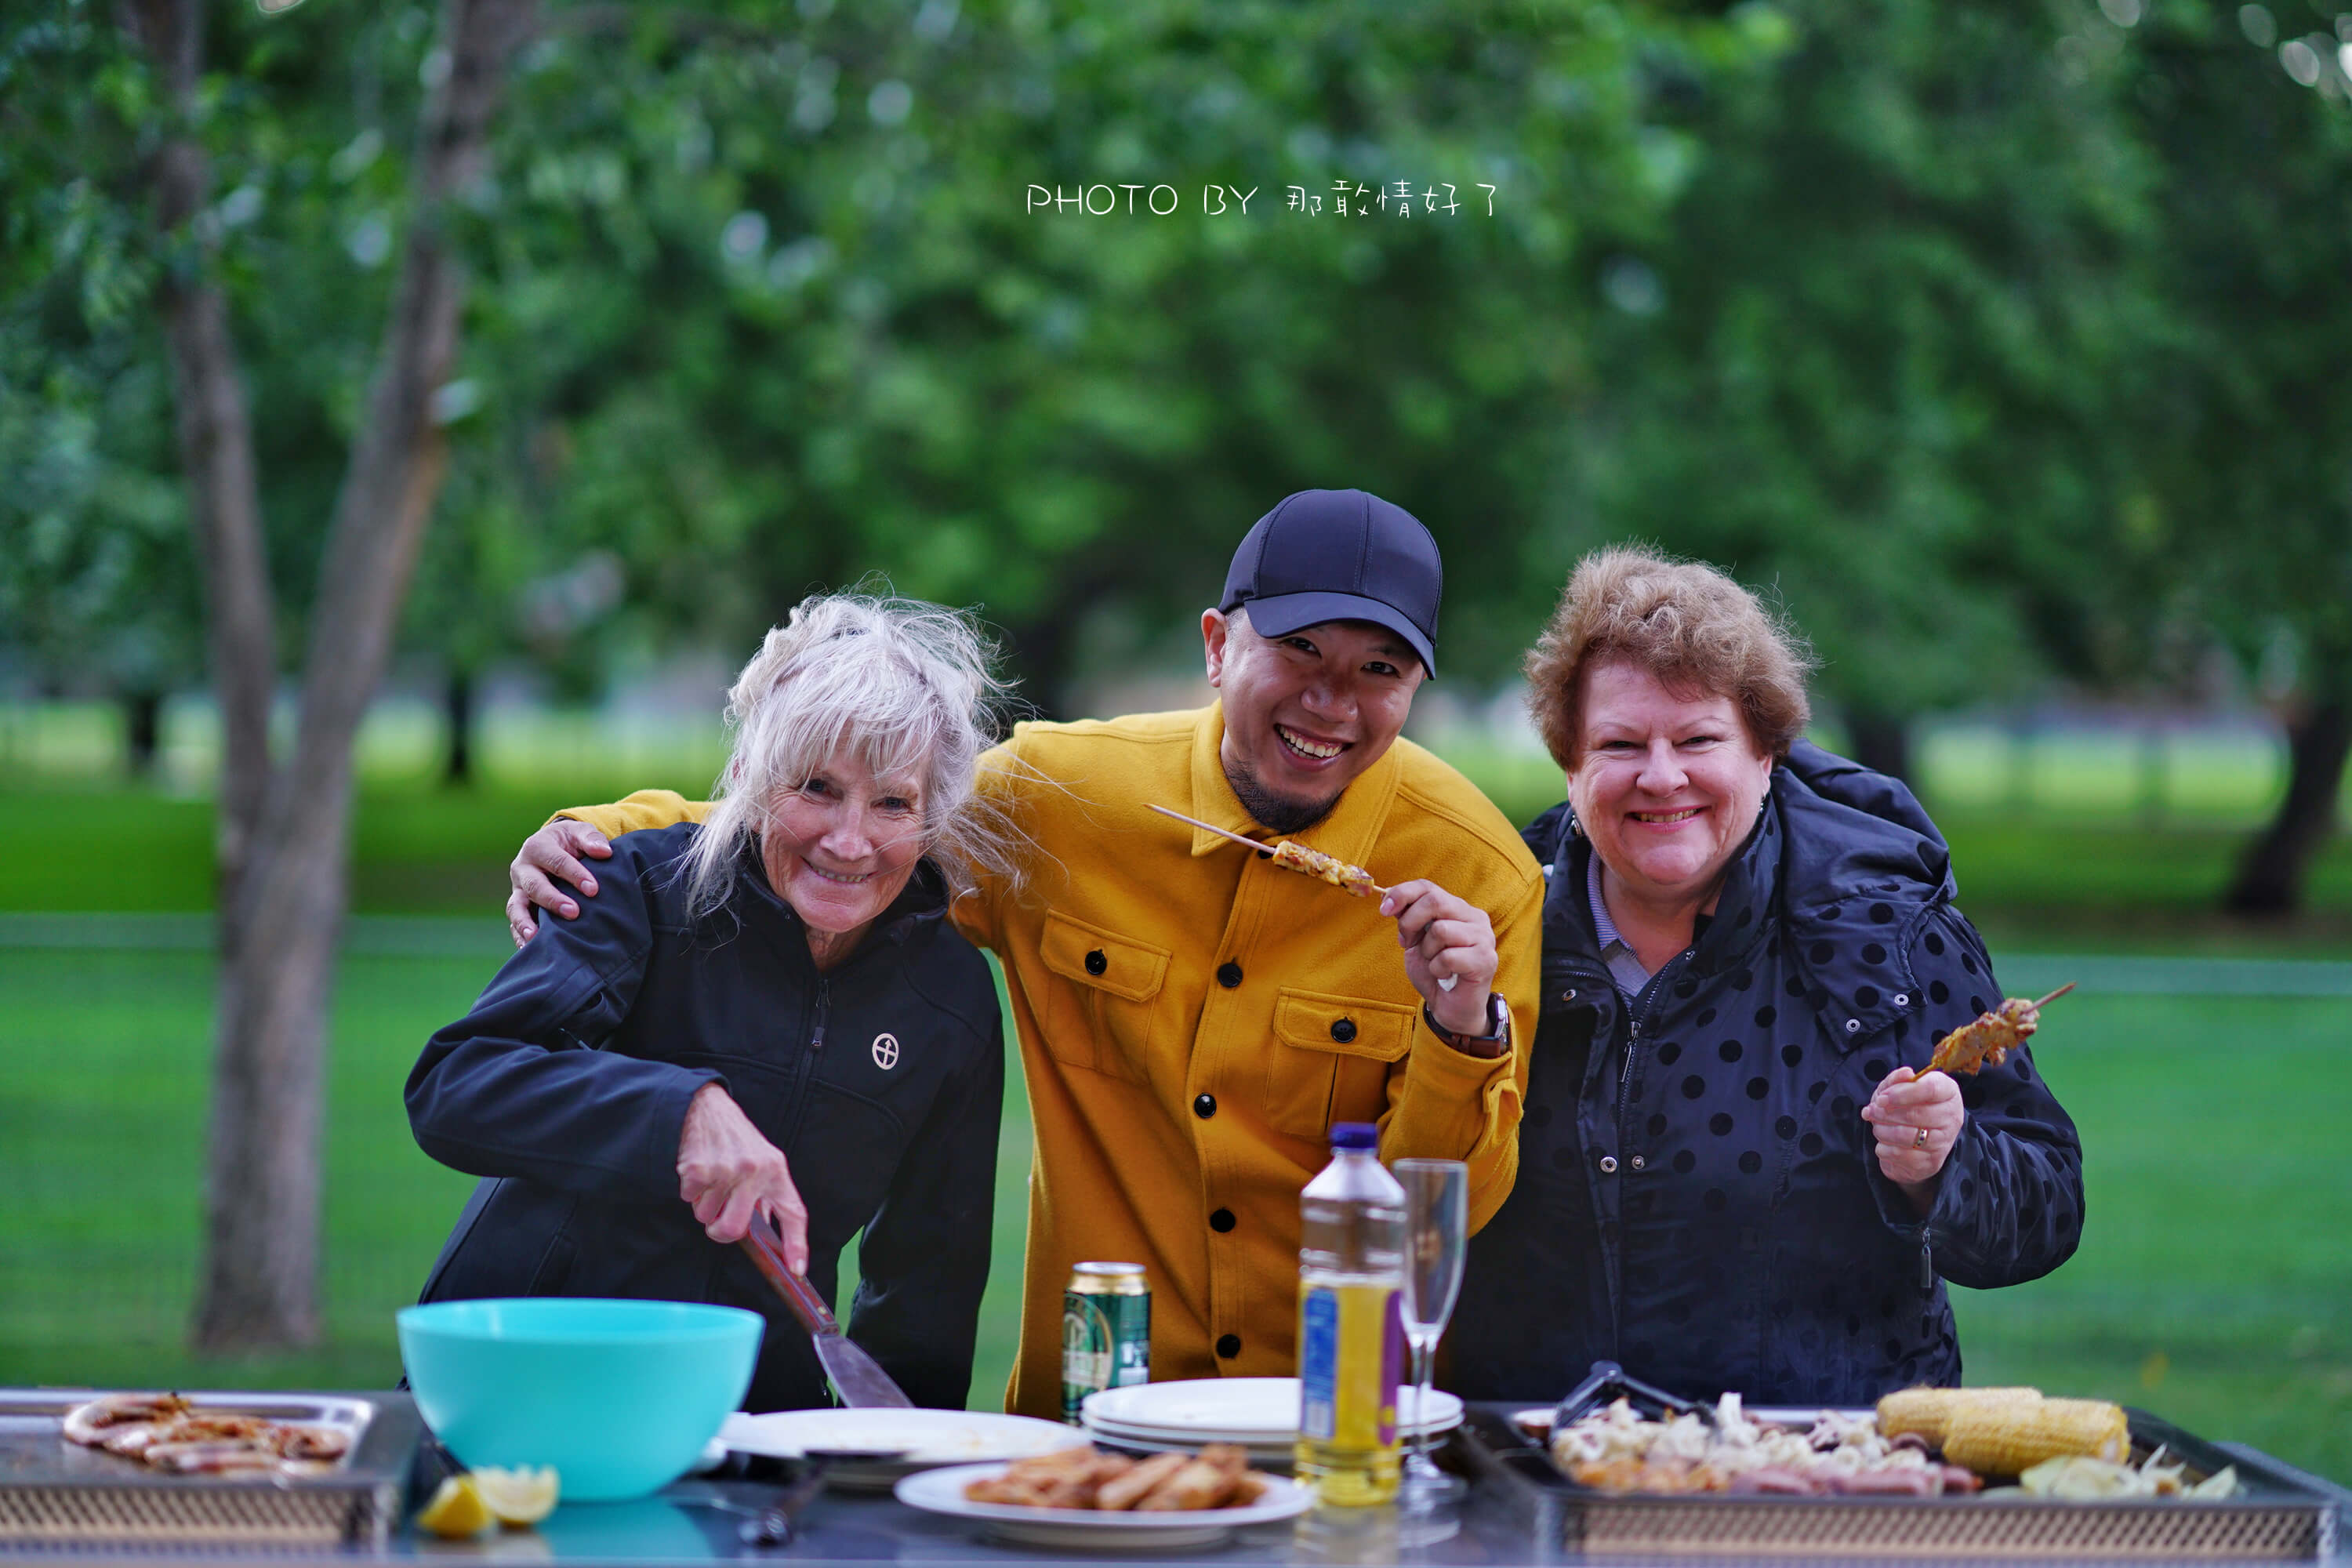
[872,1033,899,1070]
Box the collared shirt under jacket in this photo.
[1449,742,2085,1407]
[407,826,1004,1413]
[562,702,1544,1417]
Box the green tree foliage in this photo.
[1537,0,2154,775]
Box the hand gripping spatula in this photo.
[737,1219,913,1408]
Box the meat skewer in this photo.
[1927,983,2075,1076]
[1147,804,1458,990]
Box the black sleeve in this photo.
[405,855,723,1202]
[844,1004,1005,1410]
[1863,906,2086,1288]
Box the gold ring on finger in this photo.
[1912,1126,1930,1151]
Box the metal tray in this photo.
[0,1388,423,1549]
[1457,1400,2340,1559]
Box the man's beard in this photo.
[1224,757,1342,836]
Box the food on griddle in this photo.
[1943,1396,2129,1478]
[1875,1385,2040,1446]
[60,1392,351,1477]
[1554,1389,2212,1501]
[963,1443,1268,1511]
[1270,839,1378,898]
[1550,1396,1980,1497]
[2020,1450,2238,1500]
[1927,983,2074,1077]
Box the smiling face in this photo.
[1567,658,1775,916]
[758,747,929,949]
[1203,609,1426,833]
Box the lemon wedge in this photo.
[473,1466,561,1526]
[418,1475,495,1539]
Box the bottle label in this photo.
[1297,1282,1400,1446]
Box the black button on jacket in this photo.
[1451,743,2085,1406]
[407,823,1003,1413]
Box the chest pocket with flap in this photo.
[1265,985,1418,1138]
[1039,909,1170,1083]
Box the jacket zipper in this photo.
[1919,1225,1935,1290]
[1607,949,1694,1352]
[779,974,829,1155]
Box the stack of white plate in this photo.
[1080,1377,1464,1466]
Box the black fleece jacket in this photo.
[408,822,1003,1412]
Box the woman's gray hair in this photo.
[679,591,1021,918]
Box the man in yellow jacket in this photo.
[504,490,1543,1417]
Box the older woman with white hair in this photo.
[407,593,1016,1412]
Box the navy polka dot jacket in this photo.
[1449,742,2084,1406]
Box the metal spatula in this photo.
[736,1221,914,1409]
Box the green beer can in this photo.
[1062,1261,1151,1425]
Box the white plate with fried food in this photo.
[896,1446,1312,1551]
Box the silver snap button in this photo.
[1893,993,1910,1007]
[1629,1154,1646,1171]
[1599,1155,1619,1174]
[1563,988,1578,1001]
[1845,1018,1862,1033]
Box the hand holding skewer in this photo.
[1149,804,1494,1024]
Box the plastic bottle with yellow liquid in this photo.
[1294,1122,1405,1505]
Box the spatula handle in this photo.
[738,1223,837,1336]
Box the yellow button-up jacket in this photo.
[564,702,1541,1417]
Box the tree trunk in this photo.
[444,668,475,786]
[123,691,165,779]
[136,0,278,913]
[2224,692,2352,916]
[182,0,539,1352]
[1844,705,1913,784]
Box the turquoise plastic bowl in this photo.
[396,1298,763,1501]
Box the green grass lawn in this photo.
[0,946,2345,1481]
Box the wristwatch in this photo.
[1424,991,1511,1058]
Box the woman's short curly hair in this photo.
[1525,546,1816,768]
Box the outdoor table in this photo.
[5,1404,2343,1566]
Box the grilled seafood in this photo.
[1552,1396,1980,1497]
[60,1393,350,1478]
[1927,983,2074,1077]
[963,1443,1267,1512]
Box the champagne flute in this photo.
[1393,1158,1468,1506]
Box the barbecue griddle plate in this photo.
[1457,1401,2340,1559]
[0,1388,423,1548]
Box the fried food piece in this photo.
[1875,1385,2042,1446]
[963,1446,1130,1506]
[1135,1457,1236,1511]
[1944,1397,2129,1478]
[1095,1453,1189,1512]
[967,1443,1269,1512]
[1270,839,1378,897]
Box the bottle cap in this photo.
[1327,1122,1379,1152]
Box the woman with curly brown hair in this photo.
[1449,546,2083,1406]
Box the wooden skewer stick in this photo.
[1148,803,1280,856]
[1147,804,1463,990]
[2027,982,2077,1011]
[1147,804,1392,897]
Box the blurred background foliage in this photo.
[7,0,2346,788]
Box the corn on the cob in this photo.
[1942,1396,2129,1477]
[1875,1386,2041,1446]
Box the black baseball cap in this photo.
[1219,489,1443,677]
